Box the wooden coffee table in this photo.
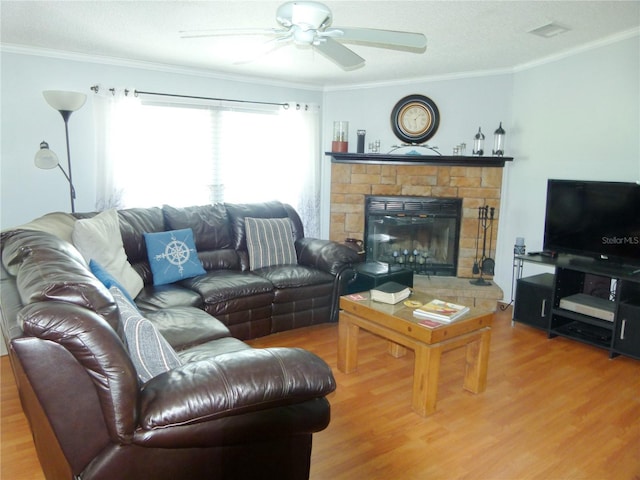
[338,292,493,416]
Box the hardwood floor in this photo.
[2,305,639,479]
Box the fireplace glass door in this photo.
[364,196,461,276]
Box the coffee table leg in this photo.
[338,314,360,373]
[387,342,407,358]
[412,344,442,416]
[463,328,492,393]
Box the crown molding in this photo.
[0,43,323,92]
[512,27,639,73]
[321,67,515,92]
[323,27,640,92]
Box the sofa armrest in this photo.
[295,237,361,276]
[138,347,335,430]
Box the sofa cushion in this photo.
[144,228,206,286]
[15,211,77,244]
[226,201,290,252]
[163,204,232,251]
[117,207,165,282]
[245,217,297,270]
[182,270,274,305]
[196,249,242,271]
[254,264,334,289]
[72,209,144,298]
[111,286,182,383]
[135,284,204,311]
[145,307,232,350]
[177,337,252,363]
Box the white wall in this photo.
[496,34,639,298]
[0,50,323,230]
[321,33,639,300]
[322,74,513,157]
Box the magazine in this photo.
[413,299,470,322]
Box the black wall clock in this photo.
[390,94,440,144]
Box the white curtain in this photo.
[92,92,321,236]
[279,103,321,237]
[217,102,321,236]
[92,89,141,210]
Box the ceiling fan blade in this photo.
[314,37,364,70]
[326,27,427,51]
[180,28,286,39]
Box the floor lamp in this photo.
[34,90,86,213]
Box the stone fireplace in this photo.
[330,161,504,275]
[329,160,506,308]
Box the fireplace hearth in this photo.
[364,195,462,276]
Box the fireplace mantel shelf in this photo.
[327,152,513,167]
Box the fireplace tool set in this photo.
[471,205,495,286]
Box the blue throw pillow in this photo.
[90,259,138,305]
[143,228,206,286]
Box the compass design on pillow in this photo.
[156,234,194,275]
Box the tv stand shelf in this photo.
[513,254,640,360]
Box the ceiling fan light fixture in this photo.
[292,26,316,45]
[277,1,332,30]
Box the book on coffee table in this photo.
[370,282,412,304]
[413,299,470,323]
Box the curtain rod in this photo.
[134,89,290,108]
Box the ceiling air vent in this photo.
[528,23,571,38]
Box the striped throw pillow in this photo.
[110,286,182,383]
[245,217,297,270]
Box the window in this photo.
[118,104,215,208]
[94,93,320,236]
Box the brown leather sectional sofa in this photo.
[0,201,360,479]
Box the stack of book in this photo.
[412,299,470,323]
[370,282,412,304]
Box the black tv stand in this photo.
[567,256,640,277]
[512,253,640,360]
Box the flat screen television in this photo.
[543,179,640,267]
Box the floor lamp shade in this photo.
[34,141,59,169]
[42,90,87,112]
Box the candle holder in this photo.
[332,121,349,152]
[493,122,505,156]
[357,129,366,153]
[473,127,485,156]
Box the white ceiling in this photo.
[2,1,639,88]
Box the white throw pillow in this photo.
[72,209,143,298]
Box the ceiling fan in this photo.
[180,1,427,69]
